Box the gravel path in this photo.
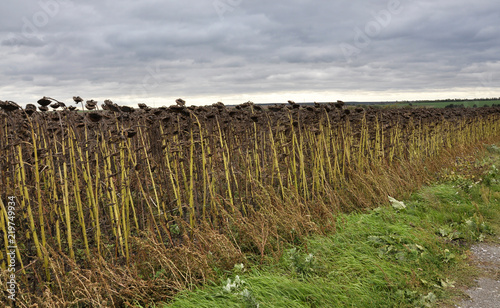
[456,243,500,308]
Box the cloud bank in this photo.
[1,0,499,106]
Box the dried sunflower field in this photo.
[1,98,500,306]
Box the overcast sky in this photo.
[1,0,499,106]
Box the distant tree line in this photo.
[413,97,500,103]
[444,103,500,109]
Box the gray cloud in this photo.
[0,0,499,106]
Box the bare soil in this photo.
[456,241,500,308]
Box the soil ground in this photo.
[456,240,500,308]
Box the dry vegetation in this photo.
[1,98,500,306]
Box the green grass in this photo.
[152,144,500,308]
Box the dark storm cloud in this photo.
[0,0,499,105]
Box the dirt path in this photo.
[456,242,500,308]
